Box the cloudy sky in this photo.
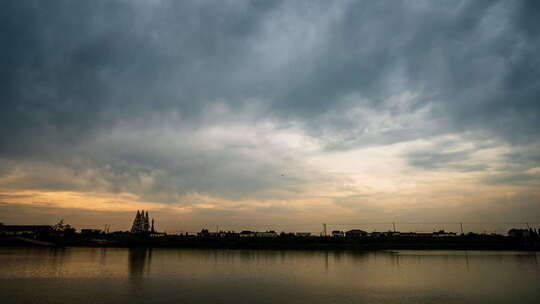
[1,0,539,233]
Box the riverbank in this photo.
[2,234,539,251]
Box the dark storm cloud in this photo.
[481,173,539,186]
[406,149,487,172]
[1,0,539,198]
[0,0,278,156]
[501,146,540,170]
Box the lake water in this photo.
[0,247,539,304]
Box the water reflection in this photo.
[1,249,539,304]
[99,247,107,265]
[128,248,152,278]
[465,250,470,271]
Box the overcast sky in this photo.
[1,0,539,233]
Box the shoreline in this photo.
[2,235,539,251]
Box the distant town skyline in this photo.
[1,1,539,233]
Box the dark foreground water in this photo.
[0,247,539,304]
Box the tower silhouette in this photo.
[130,210,151,233]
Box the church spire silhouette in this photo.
[144,211,150,232]
[130,210,151,233]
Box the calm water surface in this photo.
[0,247,539,303]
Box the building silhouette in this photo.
[131,210,151,234]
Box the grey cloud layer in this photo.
[1,0,539,200]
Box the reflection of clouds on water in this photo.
[333,250,343,264]
[465,250,470,272]
[324,251,329,272]
[2,248,540,303]
[41,247,69,277]
[128,248,152,278]
[513,252,540,271]
[324,250,371,272]
[99,248,108,265]
[392,250,540,273]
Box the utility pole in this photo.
[322,223,327,237]
[392,222,396,232]
[460,222,464,235]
